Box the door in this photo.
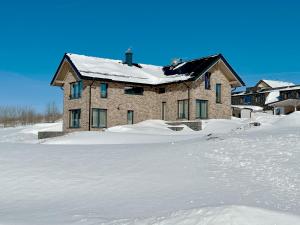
[127,110,134,124]
[162,102,166,120]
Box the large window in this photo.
[92,109,107,128]
[216,84,221,103]
[69,109,81,128]
[196,100,208,119]
[124,86,144,95]
[178,99,188,119]
[100,83,108,98]
[204,72,211,89]
[70,81,82,99]
[244,95,252,105]
[127,110,134,124]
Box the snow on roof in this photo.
[232,105,263,111]
[67,53,191,85]
[262,80,295,88]
[265,90,280,105]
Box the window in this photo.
[244,95,252,105]
[196,100,208,119]
[70,81,82,99]
[178,99,188,119]
[204,72,211,89]
[69,109,81,128]
[256,95,262,103]
[124,86,144,95]
[158,87,166,94]
[162,102,166,120]
[239,97,243,104]
[92,109,107,128]
[216,84,221,103]
[100,83,108,98]
[127,110,134,124]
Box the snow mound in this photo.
[44,120,199,145]
[0,122,62,143]
[274,112,300,127]
[106,206,300,225]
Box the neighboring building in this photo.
[232,105,263,118]
[232,79,300,115]
[51,51,245,132]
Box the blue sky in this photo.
[0,0,300,111]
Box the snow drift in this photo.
[0,113,300,224]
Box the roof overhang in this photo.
[50,54,82,86]
[268,99,300,107]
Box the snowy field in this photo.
[0,113,300,224]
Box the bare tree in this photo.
[44,101,61,123]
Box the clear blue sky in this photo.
[0,0,300,111]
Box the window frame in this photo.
[100,83,108,98]
[204,72,211,90]
[177,99,189,119]
[92,108,107,128]
[127,110,134,124]
[70,81,82,99]
[69,109,81,128]
[216,83,222,103]
[196,99,208,119]
[124,86,144,95]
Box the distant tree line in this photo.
[0,102,61,127]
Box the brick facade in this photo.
[62,61,232,132]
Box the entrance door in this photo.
[162,102,166,120]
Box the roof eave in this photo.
[50,53,83,86]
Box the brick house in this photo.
[51,51,245,132]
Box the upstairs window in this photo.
[70,81,82,99]
[69,109,81,128]
[216,84,222,103]
[204,72,211,89]
[124,86,144,95]
[100,83,108,98]
[158,87,166,94]
[178,99,188,119]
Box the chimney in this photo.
[125,48,133,66]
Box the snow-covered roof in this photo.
[51,53,245,87]
[262,80,295,88]
[66,53,191,85]
[265,90,280,104]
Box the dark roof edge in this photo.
[191,54,245,86]
[219,54,245,86]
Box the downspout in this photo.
[183,82,191,120]
[88,79,96,131]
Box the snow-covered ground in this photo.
[0,113,300,224]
